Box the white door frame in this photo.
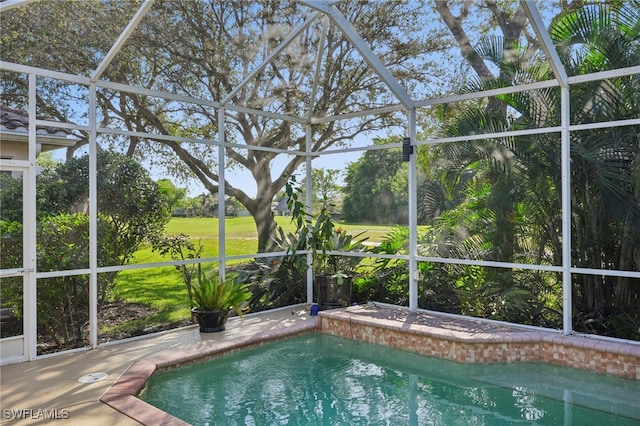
[0,160,35,364]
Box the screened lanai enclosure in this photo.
[0,0,639,364]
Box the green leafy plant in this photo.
[151,233,204,308]
[192,272,252,316]
[0,152,170,352]
[274,176,368,280]
[248,255,307,312]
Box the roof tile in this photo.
[0,104,73,137]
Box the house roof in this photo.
[0,104,74,138]
[0,104,78,157]
[273,197,290,212]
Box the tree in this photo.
[311,168,342,205]
[435,1,533,81]
[0,151,170,350]
[35,152,59,170]
[425,2,640,337]
[342,136,408,224]
[157,178,188,215]
[551,2,640,337]
[298,167,342,213]
[433,0,561,264]
[47,152,170,263]
[0,0,449,252]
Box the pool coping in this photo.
[320,305,640,378]
[101,305,640,425]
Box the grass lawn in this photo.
[106,216,394,335]
[104,264,191,335]
[167,216,392,244]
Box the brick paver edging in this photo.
[320,306,640,380]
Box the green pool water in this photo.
[141,333,640,425]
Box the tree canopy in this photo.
[342,136,408,225]
[420,1,640,338]
[0,0,449,252]
[0,151,170,349]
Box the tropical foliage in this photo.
[418,2,640,338]
[0,0,447,253]
[0,152,169,351]
[1,1,638,346]
[342,137,409,225]
[191,272,252,317]
[275,177,368,277]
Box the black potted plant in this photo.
[151,234,252,331]
[191,271,252,332]
[308,211,367,310]
[274,177,367,310]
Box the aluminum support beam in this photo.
[0,0,37,13]
[522,1,568,87]
[560,87,572,335]
[305,124,314,304]
[218,108,226,278]
[222,12,320,105]
[525,0,572,334]
[91,0,155,82]
[308,17,330,122]
[89,85,98,348]
[407,109,418,311]
[26,74,37,360]
[301,1,414,109]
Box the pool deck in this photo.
[1,304,639,425]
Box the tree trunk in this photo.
[249,198,279,254]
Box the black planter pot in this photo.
[314,274,352,310]
[191,308,231,333]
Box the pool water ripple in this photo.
[140,333,640,425]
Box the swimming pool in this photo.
[140,333,640,425]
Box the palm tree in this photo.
[550,2,640,337]
[422,2,640,338]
